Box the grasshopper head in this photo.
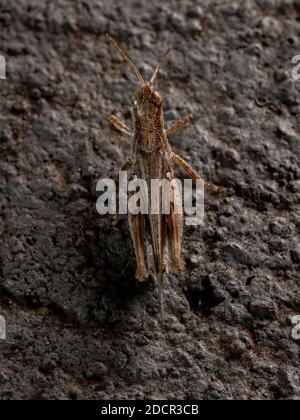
[132,85,163,118]
[106,34,170,116]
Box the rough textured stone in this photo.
[249,299,278,320]
[0,0,299,400]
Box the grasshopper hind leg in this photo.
[168,179,184,273]
[145,216,169,317]
[128,213,148,282]
[168,207,184,273]
[145,235,165,318]
[160,217,169,318]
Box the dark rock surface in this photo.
[0,0,299,400]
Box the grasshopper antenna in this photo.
[106,34,145,87]
[149,48,171,86]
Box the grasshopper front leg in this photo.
[109,114,132,136]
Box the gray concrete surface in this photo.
[0,0,299,400]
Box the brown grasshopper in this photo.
[106,34,206,316]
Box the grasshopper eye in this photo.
[131,98,138,107]
[153,92,163,105]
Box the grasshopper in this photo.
[106,34,206,316]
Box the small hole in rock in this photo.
[184,276,224,317]
[246,276,255,286]
[231,291,239,300]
